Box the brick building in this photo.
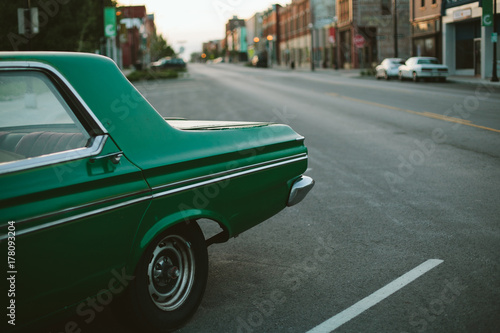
[246,12,264,61]
[410,0,442,60]
[262,5,282,65]
[118,6,155,69]
[279,0,312,68]
[225,16,247,63]
[336,0,411,69]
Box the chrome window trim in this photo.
[152,153,308,199]
[0,187,152,231]
[0,135,107,175]
[0,154,308,240]
[0,195,152,241]
[0,61,108,134]
[152,153,308,193]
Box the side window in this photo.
[0,71,90,164]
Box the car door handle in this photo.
[89,151,123,165]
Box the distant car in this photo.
[212,57,225,64]
[375,58,404,80]
[398,57,448,82]
[0,52,313,332]
[150,57,187,70]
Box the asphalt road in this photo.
[50,64,500,333]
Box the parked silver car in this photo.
[398,57,448,82]
[375,58,404,80]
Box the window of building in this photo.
[421,0,425,7]
[381,0,391,15]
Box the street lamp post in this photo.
[310,0,315,71]
[492,0,499,82]
[267,35,273,67]
[393,0,398,58]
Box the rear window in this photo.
[0,71,90,163]
[417,59,439,65]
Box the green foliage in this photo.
[0,0,116,52]
[360,68,377,76]
[127,69,178,82]
[150,34,175,61]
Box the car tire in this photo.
[412,72,419,82]
[125,222,208,332]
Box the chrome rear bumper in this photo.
[287,176,315,207]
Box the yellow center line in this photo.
[326,93,500,133]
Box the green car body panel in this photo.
[0,52,312,331]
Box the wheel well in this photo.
[196,218,230,246]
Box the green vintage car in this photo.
[0,52,313,332]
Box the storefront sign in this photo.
[482,0,493,27]
[329,27,336,44]
[354,34,365,48]
[104,7,117,37]
[453,8,472,20]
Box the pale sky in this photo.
[118,0,288,59]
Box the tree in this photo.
[150,34,175,61]
[0,0,116,52]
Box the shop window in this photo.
[414,37,435,57]
[381,0,391,15]
[456,39,473,69]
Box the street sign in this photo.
[104,7,117,37]
[329,27,336,44]
[482,0,493,27]
[354,34,365,48]
[17,8,39,35]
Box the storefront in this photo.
[442,0,500,78]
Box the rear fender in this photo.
[126,209,230,273]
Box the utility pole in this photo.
[393,0,398,57]
[310,0,315,71]
[492,0,499,82]
[25,0,32,51]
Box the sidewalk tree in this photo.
[150,34,175,61]
[0,0,116,52]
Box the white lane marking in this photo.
[306,259,444,333]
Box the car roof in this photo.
[0,51,169,163]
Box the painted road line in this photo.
[327,93,500,133]
[306,259,444,333]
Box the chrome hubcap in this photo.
[147,235,195,311]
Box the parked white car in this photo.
[375,58,404,80]
[398,57,448,82]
